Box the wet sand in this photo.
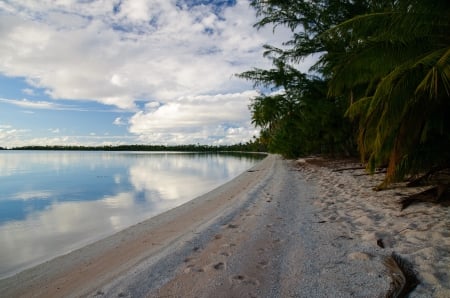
[0,155,448,297]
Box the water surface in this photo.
[0,151,264,278]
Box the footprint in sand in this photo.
[184,257,195,263]
[198,261,227,272]
[213,262,225,270]
[183,257,201,273]
[230,275,260,286]
[257,260,269,268]
[183,265,195,273]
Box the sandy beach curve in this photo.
[1,154,449,297]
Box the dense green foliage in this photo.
[239,63,354,157]
[324,0,450,185]
[242,0,450,185]
[239,0,365,157]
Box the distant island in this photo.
[4,142,265,153]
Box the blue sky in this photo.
[0,0,313,148]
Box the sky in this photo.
[0,0,314,148]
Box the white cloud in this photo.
[0,123,138,148]
[0,124,29,147]
[129,91,259,144]
[0,98,74,110]
[118,0,153,22]
[113,117,126,126]
[0,97,124,113]
[22,88,35,95]
[0,98,60,109]
[0,0,299,145]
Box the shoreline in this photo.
[0,150,265,281]
[0,154,276,297]
[1,155,448,297]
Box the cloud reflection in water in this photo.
[0,151,262,278]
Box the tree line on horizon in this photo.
[240,0,450,189]
[7,142,266,153]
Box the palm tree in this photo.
[324,0,450,187]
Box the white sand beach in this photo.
[0,155,449,297]
[299,157,450,297]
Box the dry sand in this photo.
[299,157,450,297]
[0,155,449,297]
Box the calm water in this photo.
[0,151,264,278]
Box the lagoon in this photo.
[0,151,264,279]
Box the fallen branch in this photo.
[332,166,365,172]
[407,166,450,187]
[400,184,450,210]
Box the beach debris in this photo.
[384,252,419,298]
[406,167,450,187]
[400,184,450,210]
[332,166,365,172]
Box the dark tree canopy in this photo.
[324,0,450,185]
[241,0,450,186]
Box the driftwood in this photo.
[384,252,419,298]
[400,184,450,210]
[331,166,365,172]
[407,166,450,187]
